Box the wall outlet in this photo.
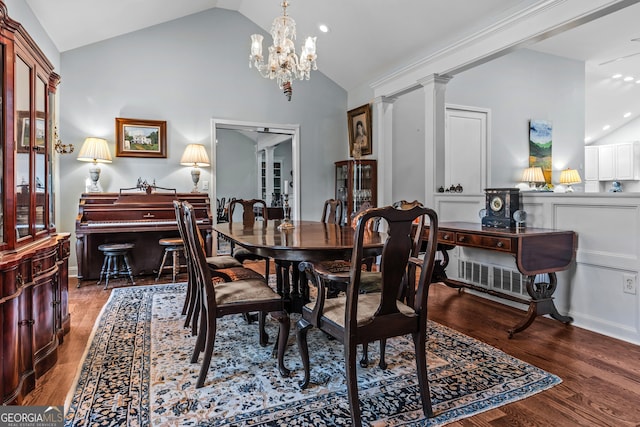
[202,181,209,191]
[623,274,637,295]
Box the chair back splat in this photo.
[182,201,291,388]
[321,198,344,225]
[229,198,267,227]
[296,204,439,426]
[226,199,270,278]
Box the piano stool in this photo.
[97,243,136,289]
[155,238,186,283]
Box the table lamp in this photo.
[521,166,545,190]
[559,168,582,192]
[180,144,210,192]
[77,137,112,192]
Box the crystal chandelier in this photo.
[249,1,317,101]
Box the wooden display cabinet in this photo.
[0,1,70,405]
[335,159,377,224]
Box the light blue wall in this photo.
[57,8,347,268]
[446,49,585,188]
[216,129,260,204]
[390,48,585,197]
[5,0,60,70]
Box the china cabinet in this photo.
[335,159,377,224]
[0,1,70,405]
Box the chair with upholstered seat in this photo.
[173,201,265,335]
[182,201,290,388]
[297,204,439,427]
[321,198,344,225]
[228,199,271,278]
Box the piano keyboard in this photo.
[85,219,207,227]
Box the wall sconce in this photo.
[521,166,545,190]
[77,137,112,192]
[180,144,210,193]
[53,126,74,154]
[559,168,582,192]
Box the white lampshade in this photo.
[180,144,210,167]
[559,168,582,185]
[77,137,112,164]
[521,166,545,183]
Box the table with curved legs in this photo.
[428,221,576,337]
[213,220,384,312]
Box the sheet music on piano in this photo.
[75,191,212,281]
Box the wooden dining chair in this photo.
[182,201,290,388]
[297,205,439,427]
[228,199,271,278]
[321,198,344,225]
[173,201,265,335]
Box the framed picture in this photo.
[347,104,372,158]
[528,119,552,183]
[17,111,46,153]
[115,117,167,158]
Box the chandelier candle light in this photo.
[249,1,317,101]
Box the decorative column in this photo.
[373,95,398,208]
[418,74,452,208]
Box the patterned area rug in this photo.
[64,283,561,426]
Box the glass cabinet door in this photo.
[335,163,348,223]
[48,88,55,228]
[352,161,373,214]
[0,44,4,245]
[35,76,47,234]
[15,56,31,240]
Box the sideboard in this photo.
[1,233,70,405]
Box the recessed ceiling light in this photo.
[624,76,634,82]
[318,24,329,33]
[603,125,611,131]
[624,112,632,118]
[612,73,623,79]
[636,79,640,84]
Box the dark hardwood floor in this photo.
[25,268,640,426]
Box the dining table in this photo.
[213,219,386,312]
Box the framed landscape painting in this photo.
[116,117,167,158]
[528,119,552,183]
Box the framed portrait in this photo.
[347,104,372,158]
[115,117,167,158]
[17,111,46,153]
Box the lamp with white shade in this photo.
[77,137,112,192]
[559,168,582,192]
[521,166,546,190]
[180,144,210,193]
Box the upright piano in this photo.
[75,191,212,281]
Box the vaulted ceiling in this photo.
[24,0,640,143]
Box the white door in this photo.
[445,106,489,194]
